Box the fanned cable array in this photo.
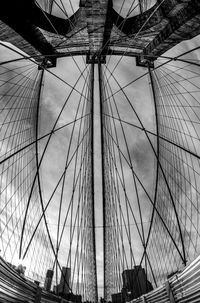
[0,59,53,282]
[42,62,98,302]
[147,52,200,283]
[100,60,156,300]
[0,48,98,301]
[101,44,200,299]
[0,0,200,302]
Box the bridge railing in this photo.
[0,257,70,303]
[131,255,200,303]
[2,254,200,303]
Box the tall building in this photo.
[59,267,71,294]
[122,266,153,301]
[44,269,54,291]
[55,267,71,295]
[111,292,124,303]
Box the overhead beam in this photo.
[0,0,199,63]
[0,0,62,66]
[140,0,200,62]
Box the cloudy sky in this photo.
[37,34,200,298]
[0,43,156,297]
[1,0,200,301]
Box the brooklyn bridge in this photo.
[0,0,200,302]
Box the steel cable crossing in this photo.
[100,50,200,300]
[0,50,98,301]
[0,1,200,303]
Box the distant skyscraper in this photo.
[122,266,153,300]
[111,292,124,303]
[56,267,71,295]
[44,269,54,291]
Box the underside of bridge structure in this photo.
[0,0,200,66]
[1,1,200,303]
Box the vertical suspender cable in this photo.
[90,63,98,303]
[98,62,107,299]
[145,63,160,283]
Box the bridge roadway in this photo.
[1,254,200,303]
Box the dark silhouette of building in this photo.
[54,267,71,295]
[16,264,26,276]
[65,292,82,303]
[44,269,54,291]
[122,266,153,301]
[111,292,124,303]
